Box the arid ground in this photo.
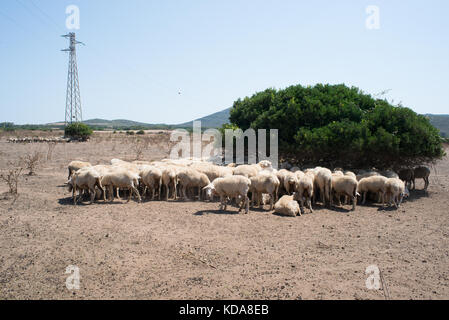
[0,131,448,300]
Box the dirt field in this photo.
[0,132,448,300]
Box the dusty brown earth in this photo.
[0,132,448,300]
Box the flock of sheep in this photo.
[66,158,431,216]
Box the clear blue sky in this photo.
[1,0,448,125]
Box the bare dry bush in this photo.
[131,137,151,160]
[20,151,43,175]
[0,167,22,195]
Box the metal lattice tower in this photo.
[62,32,85,126]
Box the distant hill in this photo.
[176,108,231,128]
[425,114,449,137]
[82,118,168,128]
[80,107,231,129]
[12,110,449,135]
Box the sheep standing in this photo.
[398,168,414,190]
[139,166,163,200]
[203,176,251,214]
[283,171,299,195]
[357,176,388,205]
[177,168,211,201]
[314,167,332,207]
[413,166,431,190]
[68,167,103,205]
[384,178,409,208]
[68,160,92,180]
[101,168,141,203]
[294,171,314,214]
[249,173,280,211]
[274,195,300,217]
[331,176,359,211]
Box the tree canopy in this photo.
[229,84,444,169]
[64,123,93,141]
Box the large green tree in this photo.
[229,84,444,168]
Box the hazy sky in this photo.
[1,0,448,125]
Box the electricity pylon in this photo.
[62,32,85,126]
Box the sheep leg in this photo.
[351,196,356,211]
[269,192,274,211]
[131,186,141,203]
[173,180,178,200]
[219,195,224,210]
[362,192,367,205]
[108,185,114,202]
[73,184,78,205]
[89,187,96,204]
[307,197,313,213]
[245,195,249,214]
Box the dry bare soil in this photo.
[0,132,448,300]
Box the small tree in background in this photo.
[64,123,93,141]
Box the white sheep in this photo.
[67,167,103,205]
[203,176,251,214]
[357,176,388,205]
[283,171,299,195]
[274,195,300,217]
[384,178,410,208]
[189,162,234,181]
[233,164,259,178]
[356,170,380,181]
[68,160,92,180]
[177,168,211,201]
[313,167,332,207]
[101,168,141,203]
[331,176,359,211]
[294,171,314,214]
[249,173,280,210]
[139,166,163,200]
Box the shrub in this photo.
[229,83,445,169]
[136,130,145,135]
[64,123,93,141]
[20,151,43,175]
[0,167,22,195]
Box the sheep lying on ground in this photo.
[331,176,359,211]
[139,166,162,200]
[203,176,251,214]
[384,178,409,208]
[398,168,414,190]
[177,168,210,201]
[274,195,300,217]
[357,176,388,205]
[249,173,280,210]
[101,168,141,203]
[68,160,92,180]
[294,171,314,214]
[413,166,431,190]
[67,167,103,205]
